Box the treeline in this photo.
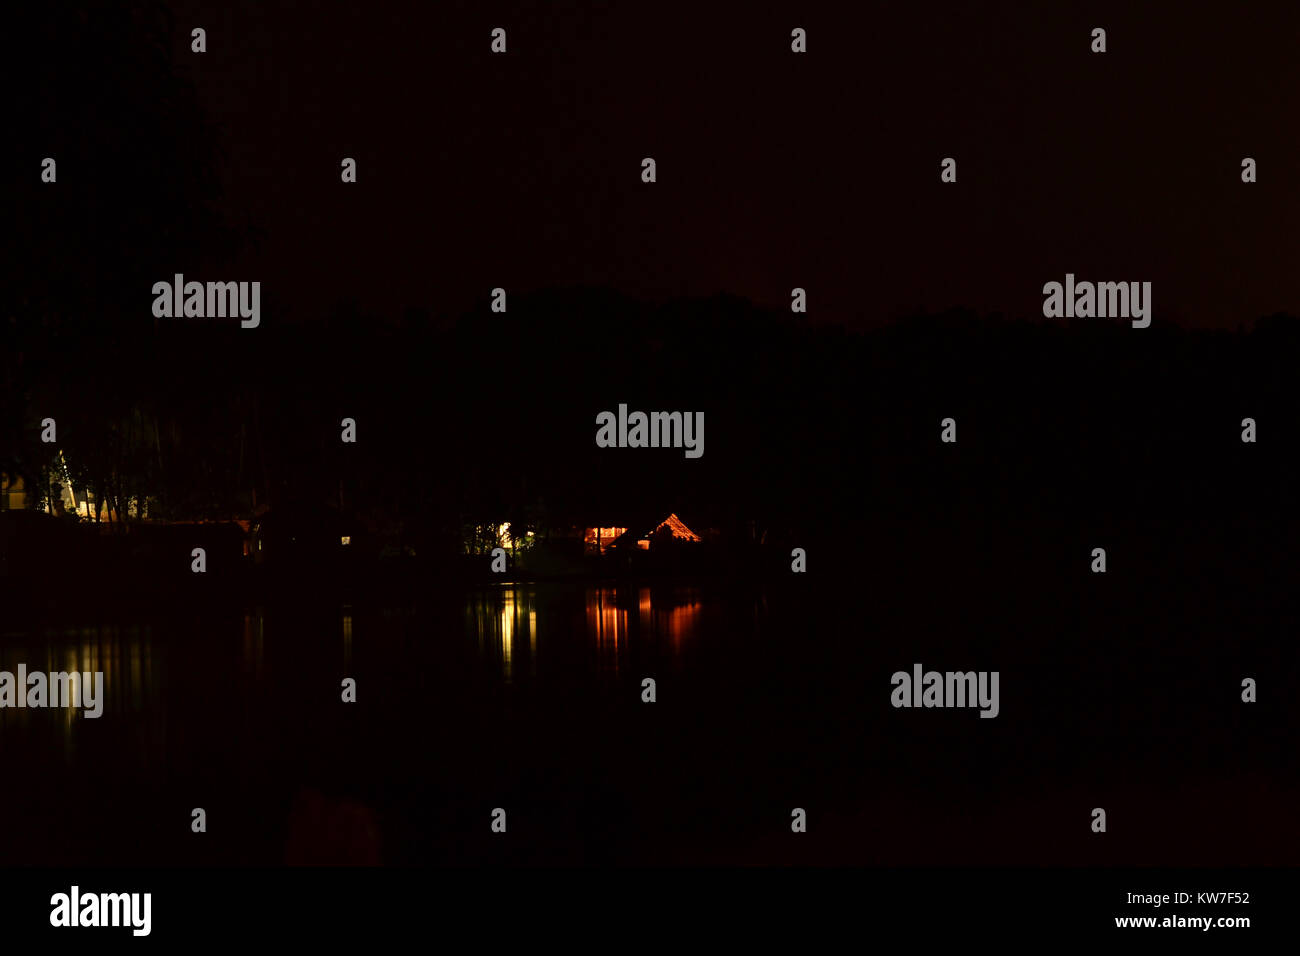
[5,292,1300,554]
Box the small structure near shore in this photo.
[608,513,702,552]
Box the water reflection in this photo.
[342,607,353,671]
[243,611,265,681]
[467,588,540,684]
[588,588,626,675]
[469,585,706,682]
[592,586,703,673]
[0,588,717,772]
[0,623,156,753]
[658,595,702,654]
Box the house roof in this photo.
[609,512,702,546]
[650,513,701,541]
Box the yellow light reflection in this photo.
[500,591,514,683]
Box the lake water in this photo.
[1,578,1295,865]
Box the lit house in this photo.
[0,472,27,511]
[584,526,628,555]
[588,513,702,553]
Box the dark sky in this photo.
[164,0,1299,329]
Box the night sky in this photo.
[147,0,1300,330]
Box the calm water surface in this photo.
[1,579,1293,865]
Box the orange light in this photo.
[653,513,701,542]
[583,527,628,554]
